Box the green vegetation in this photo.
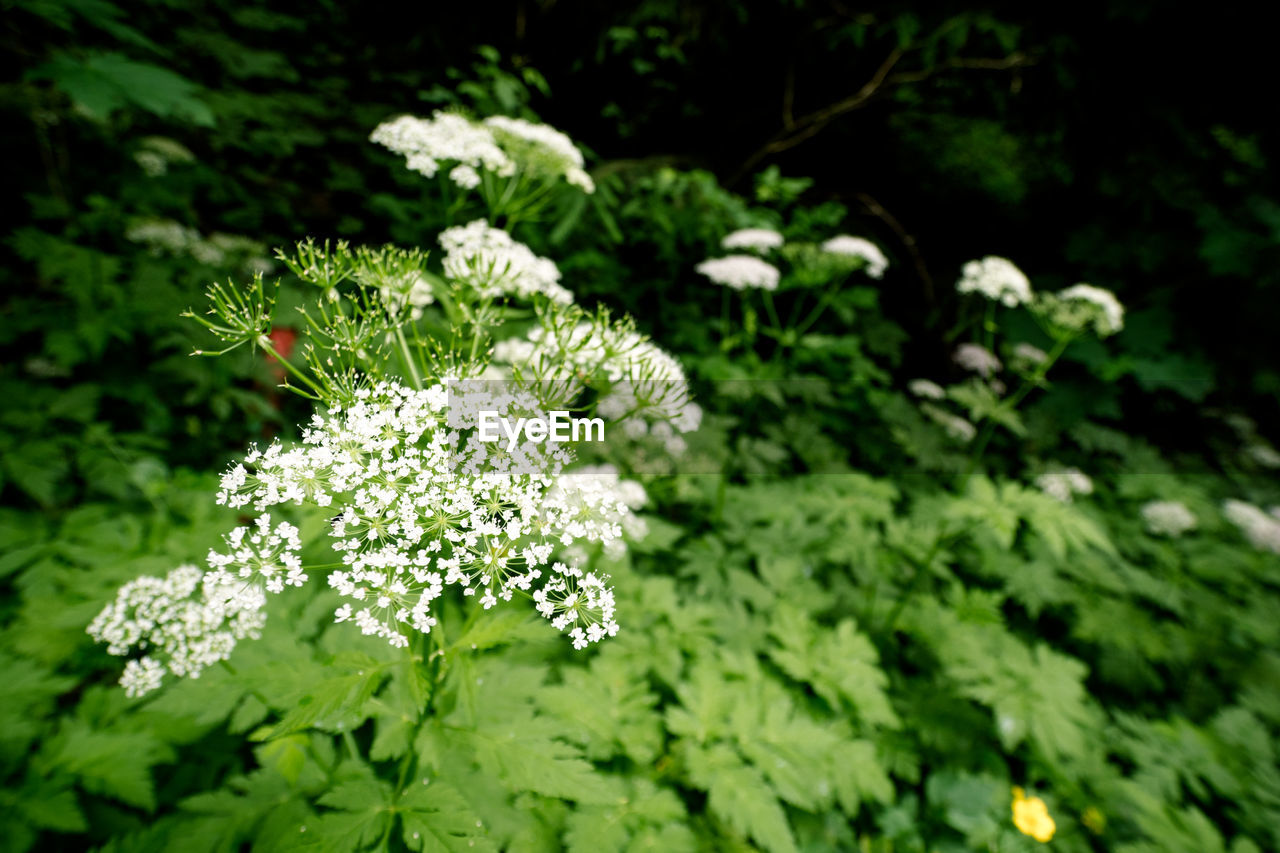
[2,2,1278,851]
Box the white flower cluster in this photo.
[822,235,889,278]
[953,343,1003,378]
[544,464,649,558]
[221,382,634,649]
[483,116,595,192]
[1140,500,1197,537]
[721,228,784,252]
[1057,284,1125,336]
[908,379,947,400]
[695,255,781,291]
[87,564,269,697]
[206,515,306,594]
[920,403,976,442]
[93,382,660,694]
[370,112,512,187]
[380,274,437,321]
[125,219,273,274]
[494,320,702,454]
[371,112,595,193]
[1012,342,1049,367]
[439,219,572,304]
[133,136,195,177]
[957,256,1033,307]
[1036,468,1094,503]
[1222,500,1280,555]
[1245,444,1280,469]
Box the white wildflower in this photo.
[533,565,618,649]
[133,136,195,177]
[380,274,436,321]
[908,379,947,400]
[953,343,1003,378]
[721,228,784,253]
[957,256,1032,307]
[822,235,889,278]
[1223,499,1280,554]
[87,564,267,697]
[371,112,514,185]
[208,382,632,651]
[125,219,268,273]
[439,219,572,304]
[1141,500,1197,537]
[544,464,649,556]
[205,514,305,594]
[119,657,166,698]
[920,403,976,442]
[1056,283,1125,336]
[483,115,595,192]
[495,319,701,453]
[1012,342,1049,367]
[448,164,481,189]
[1245,443,1280,469]
[695,255,781,291]
[1036,468,1094,503]
[126,219,200,254]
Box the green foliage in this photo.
[4,3,1280,851]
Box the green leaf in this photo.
[253,653,388,740]
[42,723,174,810]
[465,714,620,804]
[399,782,496,852]
[2,441,70,507]
[313,768,394,850]
[684,742,797,853]
[29,51,214,124]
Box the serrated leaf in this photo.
[399,782,496,852]
[684,742,797,853]
[254,654,389,740]
[465,715,621,804]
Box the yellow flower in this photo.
[1011,787,1056,843]
[1081,806,1105,835]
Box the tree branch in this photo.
[730,48,1035,184]
[854,192,935,305]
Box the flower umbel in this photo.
[696,255,782,291]
[821,235,889,278]
[1140,500,1197,537]
[957,256,1032,307]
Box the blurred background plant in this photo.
[2,0,1279,851]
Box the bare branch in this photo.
[730,48,1035,184]
[855,192,935,305]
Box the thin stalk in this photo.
[762,290,784,334]
[792,276,847,336]
[961,333,1075,484]
[257,338,323,396]
[720,287,731,350]
[395,326,423,390]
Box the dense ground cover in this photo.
[3,2,1279,851]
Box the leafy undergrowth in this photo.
[3,444,1278,851]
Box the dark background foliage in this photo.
[4,0,1277,510]
[3,4,1280,852]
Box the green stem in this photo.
[792,276,847,337]
[881,521,979,634]
[395,326,423,390]
[961,333,1075,485]
[762,290,784,334]
[341,729,360,762]
[720,287,731,350]
[257,337,324,396]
